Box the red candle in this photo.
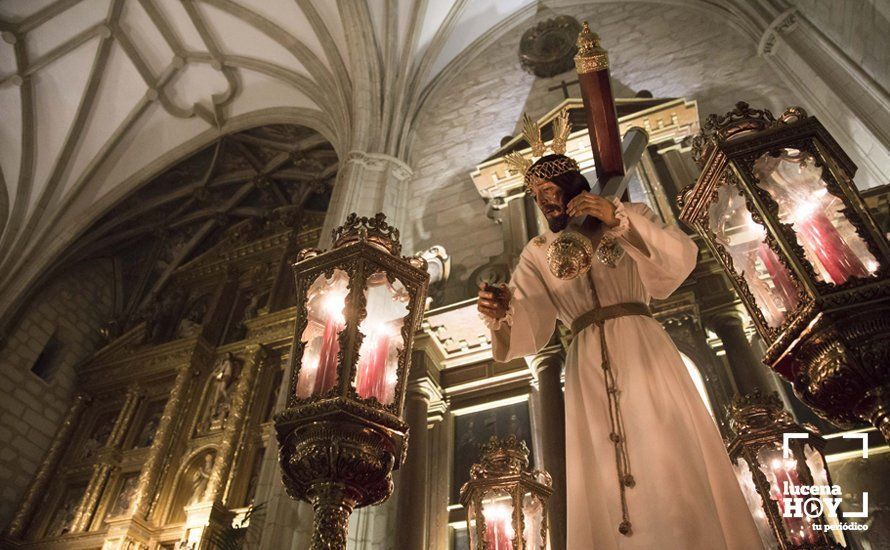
[356,327,393,402]
[797,211,868,284]
[483,503,515,550]
[757,243,799,325]
[313,316,342,395]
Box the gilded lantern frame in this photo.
[459,437,553,550]
[727,394,844,550]
[681,111,890,378]
[286,224,430,418]
[462,475,552,550]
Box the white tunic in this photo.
[489,201,762,549]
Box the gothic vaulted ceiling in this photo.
[0,0,538,323]
[0,0,799,325]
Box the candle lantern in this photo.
[275,213,429,549]
[728,391,845,549]
[460,436,553,550]
[679,102,890,440]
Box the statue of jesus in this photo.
[477,152,762,549]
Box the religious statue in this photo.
[177,295,208,338]
[142,289,184,344]
[188,453,215,506]
[477,112,762,548]
[242,291,264,321]
[203,353,240,431]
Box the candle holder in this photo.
[275,213,429,549]
[728,390,845,549]
[679,102,890,441]
[460,436,553,550]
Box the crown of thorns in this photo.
[504,109,580,192]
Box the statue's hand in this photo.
[567,192,619,227]
[477,282,510,320]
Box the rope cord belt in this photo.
[572,300,652,537]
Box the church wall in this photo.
[0,259,115,528]
[407,2,796,303]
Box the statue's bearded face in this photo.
[530,180,584,232]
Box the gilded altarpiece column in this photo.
[72,384,143,533]
[181,345,268,549]
[102,353,207,550]
[2,393,90,541]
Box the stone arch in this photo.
[0,107,338,335]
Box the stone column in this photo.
[204,345,267,504]
[657,145,699,202]
[319,151,413,248]
[252,356,314,550]
[529,345,567,550]
[3,393,89,539]
[425,406,451,550]
[395,378,441,550]
[757,6,890,189]
[130,361,197,518]
[706,310,786,399]
[71,384,143,532]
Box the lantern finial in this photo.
[331,212,402,255]
[690,102,812,167]
[473,435,530,478]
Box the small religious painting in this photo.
[106,473,140,519]
[44,484,86,538]
[78,411,117,460]
[132,400,165,449]
[451,400,533,503]
[451,525,469,550]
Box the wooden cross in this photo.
[547,79,580,99]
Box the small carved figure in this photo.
[188,453,215,505]
[177,296,208,338]
[203,353,239,431]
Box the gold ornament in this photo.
[595,236,624,267]
[505,109,580,193]
[574,21,609,74]
[547,231,594,280]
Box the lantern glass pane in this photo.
[481,488,515,550]
[467,502,478,549]
[753,148,879,284]
[804,444,846,546]
[295,269,349,398]
[756,445,821,546]
[353,273,410,405]
[522,491,545,550]
[732,456,777,548]
[708,182,800,327]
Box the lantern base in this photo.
[308,482,356,550]
[768,298,890,442]
[275,398,408,548]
